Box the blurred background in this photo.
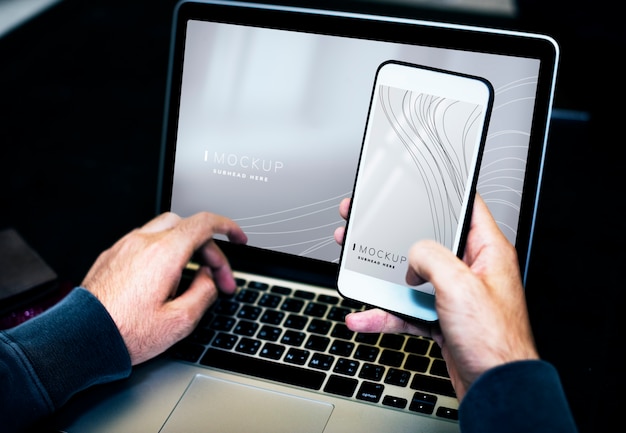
[0,1,623,432]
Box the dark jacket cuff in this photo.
[4,287,131,411]
[459,359,578,433]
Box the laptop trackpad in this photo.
[160,374,334,433]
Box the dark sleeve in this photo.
[459,360,578,433]
[0,287,131,433]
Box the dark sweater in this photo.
[0,288,131,433]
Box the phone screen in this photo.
[337,61,493,320]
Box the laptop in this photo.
[54,1,558,431]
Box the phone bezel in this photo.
[336,60,494,322]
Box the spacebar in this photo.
[200,348,326,391]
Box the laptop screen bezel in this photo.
[157,0,559,289]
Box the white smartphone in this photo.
[337,61,493,322]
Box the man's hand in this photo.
[81,212,247,365]
[336,195,539,401]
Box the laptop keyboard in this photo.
[169,270,459,422]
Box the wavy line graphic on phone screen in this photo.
[379,85,482,247]
[232,193,351,260]
[477,76,537,242]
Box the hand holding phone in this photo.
[337,61,493,322]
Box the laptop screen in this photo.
[158,0,558,286]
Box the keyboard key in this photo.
[356,381,384,403]
[410,373,456,398]
[260,310,284,325]
[324,375,358,397]
[258,293,281,309]
[257,325,282,341]
[305,335,330,352]
[294,289,315,300]
[210,316,236,332]
[201,348,325,390]
[285,348,310,365]
[259,343,285,360]
[409,392,437,414]
[354,344,380,362]
[340,298,365,309]
[307,318,331,335]
[236,289,259,304]
[379,349,405,367]
[437,406,459,420]
[271,285,292,295]
[236,337,261,355]
[330,323,354,340]
[384,368,411,387]
[281,330,305,346]
[404,337,430,355]
[430,359,450,378]
[284,314,308,330]
[429,343,443,359]
[281,298,305,313]
[382,395,408,409]
[304,302,328,318]
[247,281,269,291]
[237,305,262,321]
[318,294,339,305]
[333,358,359,376]
[234,320,259,336]
[379,334,405,350]
[355,333,380,345]
[309,353,334,371]
[359,363,385,381]
[404,354,430,372]
[212,333,238,350]
[329,340,354,357]
[327,306,351,322]
[214,300,239,316]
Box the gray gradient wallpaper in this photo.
[171,20,539,263]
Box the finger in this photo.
[339,197,350,220]
[199,243,238,293]
[345,309,430,337]
[176,213,246,292]
[463,194,519,275]
[405,239,458,286]
[405,261,427,286]
[406,240,474,298]
[334,197,351,245]
[404,194,495,286]
[167,269,219,331]
[334,226,345,245]
[466,194,504,247]
[139,212,182,233]
[471,193,492,228]
[174,212,247,253]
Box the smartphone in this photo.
[337,61,493,322]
